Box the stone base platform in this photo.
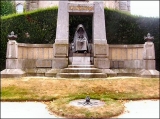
[69,53,92,65]
[56,65,107,78]
[112,69,160,78]
[1,69,26,78]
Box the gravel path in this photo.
[1,100,159,118]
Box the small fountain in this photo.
[69,96,105,108]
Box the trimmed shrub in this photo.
[1,7,159,71]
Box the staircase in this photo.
[56,65,107,78]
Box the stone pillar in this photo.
[6,40,18,59]
[52,1,69,69]
[138,33,159,78]
[1,31,26,78]
[143,42,155,69]
[93,2,110,69]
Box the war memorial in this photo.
[1,1,159,78]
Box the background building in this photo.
[15,1,130,13]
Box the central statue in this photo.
[73,24,89,53]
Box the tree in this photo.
[1,1,16,16]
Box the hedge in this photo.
[1,7,159,71]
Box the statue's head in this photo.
[77,24,85,33]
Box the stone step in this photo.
[68,65,94,68]
[61,68,102,73]
[69,57,91,65]
[57,73,107,78]
[72,53,91,57]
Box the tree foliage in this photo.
[1,1,16,16]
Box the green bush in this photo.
[1,7,159,71]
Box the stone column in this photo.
[93,1,110,69]
[52,1,69,69]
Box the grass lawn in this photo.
[1,77,159,118]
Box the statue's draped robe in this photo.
[73,24,89,52]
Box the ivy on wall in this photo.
[1,7,159,71]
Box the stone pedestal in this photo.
[139,41,159,77]
[1,40,26,78]
[143,42,156,70]
[6,40,18,59]
[93,43,110,69]
[94,58,110,69]
[52,58,68,69]
[143,42,155,60]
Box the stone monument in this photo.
[45,0,111,78]
[1,1,159,78]
[53,1,109,67]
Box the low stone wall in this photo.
[109,44,144,69]
[18,43,53,59]
[1,41,159,78]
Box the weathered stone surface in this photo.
[93,2,107,44]
[1,69,26,78]
[68,2,94,14]
[94,44,109,57]
[25,68,51,76]
[110,60,144,69]
[109,45,144,60]
[55,1,69,41]
[54,44,68,58]
[100,69,117,77]
[6,59,36,69]
[18,44,53,59]
[143,42,155,60]
[70,57,91,65]
[143,60,155,69]
[52,58,68,69]
[124,60,143,69]
[36,60,52,67]
[112,69,142,76]
[6,59,23,69]
[138,69,159,78]
[57,73,107,78]
[45,69,61,77]
[6,59,53,69]
[6,40,18,59]
[94,58,110,69]
[119,1,127,10]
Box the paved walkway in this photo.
[1,100,159,118]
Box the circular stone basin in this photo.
[69,99,105,108]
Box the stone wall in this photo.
[18,43,53,59]
[109,45,143,60]
[1,40,159,78]
[109,44,144,69]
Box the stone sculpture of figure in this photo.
[73,24,89,53]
